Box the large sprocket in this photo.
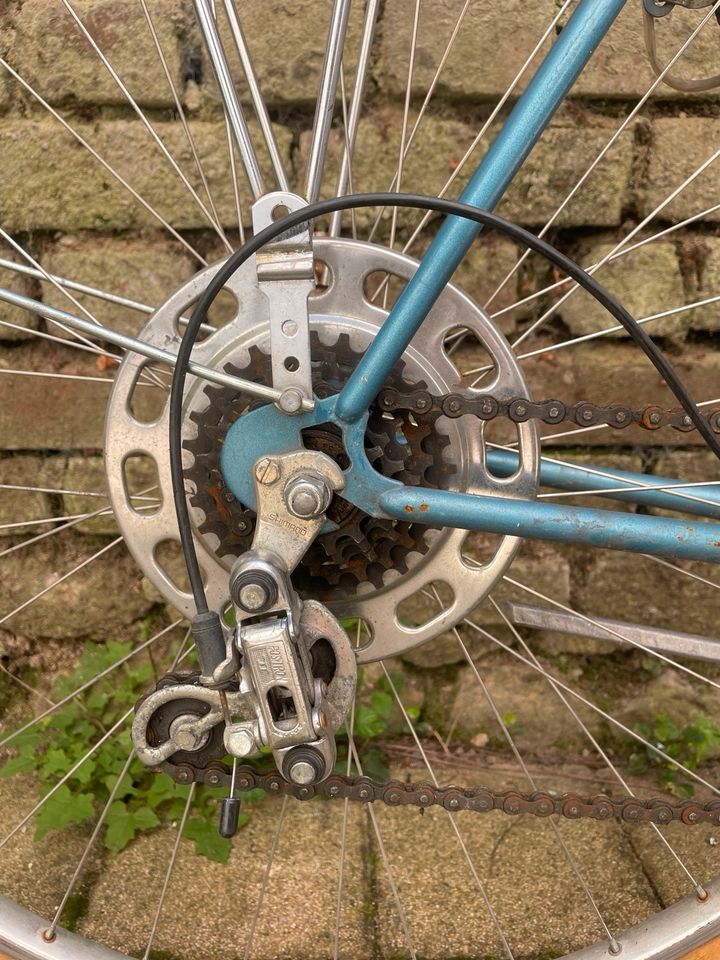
[184,332,456,601]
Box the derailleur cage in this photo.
[133,449,357,790]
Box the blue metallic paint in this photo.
[335,0,630,424]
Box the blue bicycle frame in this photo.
[224,0,720,564]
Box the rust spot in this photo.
[419,503,429,512]
[404,505,414,513]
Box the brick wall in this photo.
[1,0,718,655]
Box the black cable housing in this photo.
[168,192,720,616]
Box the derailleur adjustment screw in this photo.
[283,746,326,785]
[284,474,332,519]
[255,458,280,485]
[230,568,278,613]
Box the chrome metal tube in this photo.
[193,0,266,200]
[329,0,381,235]
[304,0,353,203]
[0,285,312,408]
[221,0,289,191]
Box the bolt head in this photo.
[238,582,269,611]
[285,475,331,519]
[277,388,304,414]
[288,760,317,785]
[224,726,256,758]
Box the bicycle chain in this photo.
[162,756,720,826]
[153,374,720,826]
[377,387,720,434]
[148,675,720,826]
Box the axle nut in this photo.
[284,474,332,519]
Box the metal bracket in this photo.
[247,449,345,575]
[252,191,315,413]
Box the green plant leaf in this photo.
[353,705,386,739]
[105,802,160,854]
[183,816,241,863]
[35,785,95,840]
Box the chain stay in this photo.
[378,387,720,434]
[162,756,720,825]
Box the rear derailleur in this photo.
[132,449,357,832]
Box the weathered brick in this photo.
[1,534,153,639]
[578,551,720,638]
[60,454,160,535]
[41,234,195,338]
[0,244,40,342]
[0,118,291,233]
[2,0,190,108]
[0,454,62,535]
[560,240,686,340]
[452,236,522,335]
[194,0,365,108]
[518,340,720,447]
[299,109,635,231]
[381,0,719,103]
[0,341,108,450]
[676,235,720,332]
[380,0,555,103]
[573,0,720,101]
[643,118,720,225]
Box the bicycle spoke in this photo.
[387,0,421,264]
[140,0,231,251]
[376,0,573,272]
[45,749,136,941]
[61,0,229,246]
[502,575,720,692]
[220,0,289,193]
[484,0,720,316]
[0,619,184,750]
[304,0,352,204]
[242,795,289,960]
[364,0,471,244]
[0,58,206,265]
[465,293,720,380]
[348,735,417,960]
[380,661,515,960]
[0,663,55,709]
[461,612,719,795]
[486,201,720,326]
[512,140,720,352]
[0,709,132,852]
[333,701,355,960]
[491,598,707,900]
[329,0,381,237]
[141,783,196,960]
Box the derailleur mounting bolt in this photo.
[284,474,332,519]
[238,582,270,611]
[230,568,278,613]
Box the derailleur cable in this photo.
[167,193,720,673]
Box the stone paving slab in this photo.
[373,768,660,960]
[80,795,373,960]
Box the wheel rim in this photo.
[1,1,720,957]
